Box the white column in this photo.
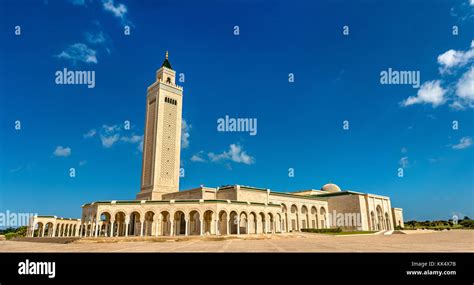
[226,218,230,235]
[125,222,129,237]
[200,219,203,236]
[236,216,240,235]
[246,220,249,234]
[214,219,218,235]
[110,221,115,237]
[95,223,99,237]
[170,220,174,236]
[155,219,162,236]
[184,218,189,236]
[140,221,144,237]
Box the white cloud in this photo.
[456,66,474,100]
[401,80,446,107]
[56,43,97,64]
[401,147,408,154]
[79,160,87,166]
[53,146,71,157]
[100,134,119,148]
[122,134,144,152]
[83,129,96,138]
[208,144,255,165]
[86,123,143,151]
[449,101,466,110]
[398,156,409,168]
[121,135,143,144]
[191,152,206,162]
[452,136,472,150]
[85,31,106,45]
[181,120,191,149]
[437,41,474,73]
[471,0,474,6]
[102,124,119,134]
[102,0,127,19]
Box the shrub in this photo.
[15,226,27,237]
[301,227,342,233]
[5,233,18,240]
[459,220,474,228]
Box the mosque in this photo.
[27,53,404,238]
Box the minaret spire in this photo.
[161,50,173,69]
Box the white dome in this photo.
[321,183,341,193]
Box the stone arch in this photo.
[55,223,61,237]
[320,207,327,228]
[301,205,309,229]
[69,223,75,236]
[99,212,112,237]
[258,212,266,234]
[290,204,299,231]
[159,211,171,236]
[248,212,257,234]
[189,210,201,235]
[129,211,142,236]
[267,212,274,233]
[276,213,282,233]
[384,212,390,230]
[144,211,155,236]
[229,211,239,234]
[114,211,126,237]
[60,224,66,237]
[311,206,319,229]
[44,222,53,237]
[174,210,186,236]
[203,210,214,235]
[218,210,228,235]
[376,206,383,230]
[239,212,248,234]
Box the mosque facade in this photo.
[27,53,404,238]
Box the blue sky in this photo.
[0,0,473,221]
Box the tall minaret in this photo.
[137,51,183,200]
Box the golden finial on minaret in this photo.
[166,51,169,60]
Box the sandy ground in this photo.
[0,230,472,252]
